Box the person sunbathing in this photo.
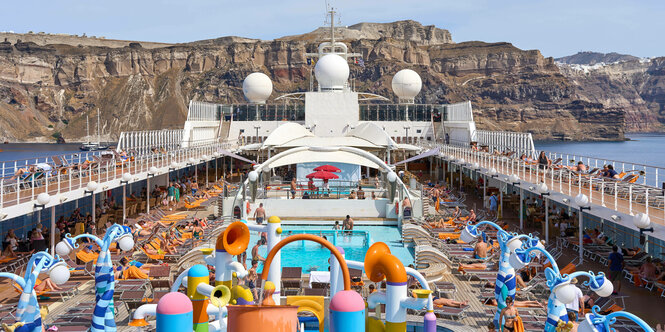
[458,263,489,272]
[433,297,468,308]
[10,166,37,180]
[473,236,489,260]
[115,257,149,280]
[34,277,63,292]
[484,297,544,308]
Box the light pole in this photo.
[34,193,51,251]
[457,158,465,191]
[508,174,521,229]
[510,246,613,332]
[574,193,591,264]
[56,225,134,332]
[85,181,99,230]
[460,220,541,327]
[487,168,498,209]
[188,157,197,182]
[121,172,132,224]
[537,183,550,242]
[147,166,158,214]
[201,155,209,187]
[0,251,70,332]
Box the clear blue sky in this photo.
[2,0,664,58]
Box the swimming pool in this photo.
[247,225,414,273]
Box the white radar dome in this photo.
[392,69,422,103]
[314,54,349,91]
[242,72,273,104]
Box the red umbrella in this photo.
[313,164,341,172]
[306,171,339,180]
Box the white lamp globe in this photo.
[314,54,349,91]
[554,282,577,304]
[213,152,220,157]
[391,69,422,103]
[188,157,196,164]
[171,161,179,169]
[633,213,651,229]
[506,237,523,253]
[574,193,589,208]
[86,181,98,193]
[387,171,398,183]
[458,158,465,164]
[117,234,135,252]
[242,72,273,103]
[537,183,548,194]
[592,277,614,297]
[55,240,74,257]
[37,192,51,206]
[460,227,477,244]
[201,155,208,161]
[489,168,497,176]
[149,166,159,175]
[509,174,520,184]
[122,172,132,183]
[472,162,480,169]
[509,252,528,270]
[48,262,71,285]
[248,171,259,182]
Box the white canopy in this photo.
[262,122,314,147]
[346,122,398,149]
[263,149,384,169]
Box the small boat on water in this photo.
[79,109,109,151]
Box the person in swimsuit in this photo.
[432,296,468,308]
[290,178,297,199]
[473,235,488,260]
[254,203,266,225]
[192,220,203,239]
[251,239,266,262]
[499,297,519,332]
[247,260,259,299]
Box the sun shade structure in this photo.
[313,164,341,172]
[306,171,340,180]
[393,148,440,166]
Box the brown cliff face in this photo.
[557,55,665,133]
[0,21,624,142]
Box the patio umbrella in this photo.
[305,171,339,180]
[313,164,341,172]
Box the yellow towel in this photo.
[123,266,149,280]
[76,250,99,264]
[513,316,525,332]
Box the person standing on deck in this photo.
[290,178,297,199]
[608,245,624,294]
[254,203,266,225]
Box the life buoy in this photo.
[395,202,399,214]
[246,202,251,214]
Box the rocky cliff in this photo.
[557,52,665,132]
[0,21,625,142]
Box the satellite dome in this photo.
[314,54,349,91]
[391,69,422,103]
[242,72,273,104]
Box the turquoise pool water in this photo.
[299,318,453,332]
[247,225,414,273]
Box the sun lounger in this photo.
[432,304,469,320]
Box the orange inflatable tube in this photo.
[364,242,407,284]
[261,234,352,290]
[216,221,250,255]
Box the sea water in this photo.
[535,133,665,168]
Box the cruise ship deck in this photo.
[0,9,663,332]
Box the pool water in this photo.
[300,318,453,332]
[247,225,414,273]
